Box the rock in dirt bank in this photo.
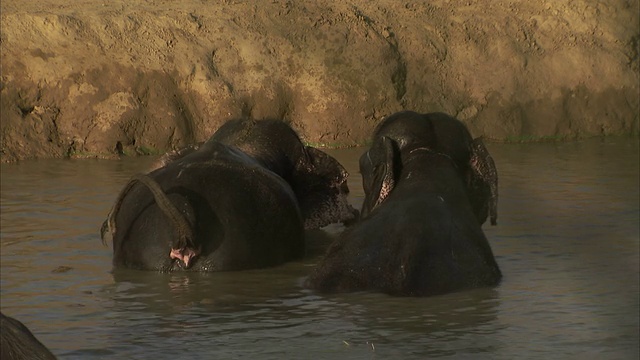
[1,0,638,162]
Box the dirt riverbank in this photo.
[1,0,638,162]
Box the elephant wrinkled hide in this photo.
[306,111,502,296]
[1,312,56,360]
[101,119,357,272]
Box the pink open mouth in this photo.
[170,247,198,268]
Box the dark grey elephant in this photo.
[306,111,501,296]
[1,312,56,360]
[101,119,358,272]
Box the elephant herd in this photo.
[101,110,502,295]
[2,111,501,359]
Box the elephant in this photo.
[305,111,501,296]
[1,312,56,360]
[101,119,358,272]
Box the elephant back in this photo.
[112,141,304,271]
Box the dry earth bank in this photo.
[1,0,638,161]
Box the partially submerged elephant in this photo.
[1,312,56,360]
[101,119,358,272]
[306,111,501,296]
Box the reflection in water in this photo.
[1,138,638,359]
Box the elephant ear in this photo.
[469,137,498,225]
[360,136,398,218]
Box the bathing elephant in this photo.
[101,119,358,271]
[305,111,501,296]
[1,312,56,360]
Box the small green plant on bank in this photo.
[134,146,162,156]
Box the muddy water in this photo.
[1,138,638,359]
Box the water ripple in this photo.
[1,139,638,359]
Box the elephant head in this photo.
[293,146,358,228]
[359,111,498,225]
[208,119,358,229]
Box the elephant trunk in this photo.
[101,174,198,268]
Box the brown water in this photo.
[1,138,638,359]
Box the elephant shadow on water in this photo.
[101,118,358,272]
[305,111,502,296]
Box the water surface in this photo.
[1,137,638,359]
